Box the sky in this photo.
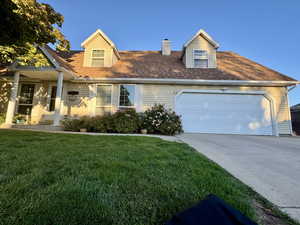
[43,0,300,105]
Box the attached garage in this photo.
[175,90,276,135]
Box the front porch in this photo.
[1,67,75,128]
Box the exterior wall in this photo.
[140,84,292,135]
[184,35,217,68]
[61,83,90,117]
[83,34,118,67]
[0,79,293,135]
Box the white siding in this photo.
[141,84,292,135]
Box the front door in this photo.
[17,84,35,117]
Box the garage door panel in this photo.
[176,93,273,135]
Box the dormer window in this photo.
[91,49,105,67]
[193,50,208,68]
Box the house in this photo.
[291,104,300,135]
[0,29,299,136]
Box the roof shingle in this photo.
[53,50,295,81]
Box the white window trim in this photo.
[96,84,113,108]
[91,49,105,67]
[193,49,209,68]
[118,84,137,108]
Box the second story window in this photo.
[193,50,208,68]
[91,50,105,67]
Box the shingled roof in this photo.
[1,47,296,82]
[50,49,295,81]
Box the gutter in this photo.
[72,77,300,87]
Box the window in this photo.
[18,84,35,115]
[119,84,135,107]
[194,59,208,68]
[91,50,104,67]
[193,50,208,68]
[49,86,57,112]
[96,85,112,116]
[194,50,207,57]
[96,85,112,107]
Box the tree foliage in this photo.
[0,0,70,65]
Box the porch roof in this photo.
[16,67,75,81]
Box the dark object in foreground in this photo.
[166,194,257,225]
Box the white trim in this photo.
[117,84,137,108]
[135,85,143,112]
[81,29,120,59]
[72,77,300,87]
[174,89,279,136]
[184,29,219,49]
[38,46,60,68]
[285,87,294,135]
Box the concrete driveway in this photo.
[179,134,300,221]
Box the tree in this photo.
[0,0,70,65]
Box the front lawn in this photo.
[0,130,296,225]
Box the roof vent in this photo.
[162,39,171,56]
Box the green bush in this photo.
[61,116,91,132]
[112,109,140,133]
[0,113,5,124]
[61,106,182,136]
[61,109,141,133]
[61,118,81,131]
[88,115,115,133]
[141,104,183,135]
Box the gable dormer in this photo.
[81,29,120,67]
[182,29,219,68]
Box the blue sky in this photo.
[43,0,300,105]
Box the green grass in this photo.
[0,130,294,225]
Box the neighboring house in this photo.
[291,104,300,135]
[0,29,299,136]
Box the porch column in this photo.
[4,71,20,126]
[53,71,64,126]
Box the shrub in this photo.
[0,113,5,124]
[88,115,115,133]
[112,109,140,133]
[61,116,91,132]
[141,104,183,135]
[61,118,81,131]
[61,109,141,134]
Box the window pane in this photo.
[17,105,32,115]
[19,84,35,104]
[194,50,207,57]
[50,86,57,98]
[92,50,104,57]
[119,85,135,107]
[49,86,57,112]
[194,59,208,68]
[91,58,104,67]
[96,85,112,106]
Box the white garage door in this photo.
[175,92,273,135]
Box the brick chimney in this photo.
[162,39,171,56]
